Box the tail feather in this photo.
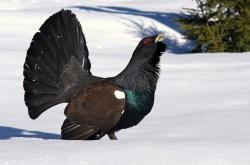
[24,57,58,82]
[23,9,94,119]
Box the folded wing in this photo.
[62,82,125,140]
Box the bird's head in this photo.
[114,34,167,91]
[131,34,166,66]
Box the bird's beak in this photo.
[155,34,165,43]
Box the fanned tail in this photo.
[23,9,96,119]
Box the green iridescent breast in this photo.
[113,90,155,130]
[124,90,154,115]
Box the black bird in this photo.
[23,9,166,140]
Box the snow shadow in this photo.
[122,19,194,53]
[71,6,182,32]
[0,126,60,140]
[70,6,194,54]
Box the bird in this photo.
[23,9,166,140]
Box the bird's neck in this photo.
[113,59,160,92]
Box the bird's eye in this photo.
[143,38,152,45]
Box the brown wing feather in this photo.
[61,118,98,140]
[61,82,125,140]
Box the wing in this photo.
[23,9,101,119]
[61,82,125,140]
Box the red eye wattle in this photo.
[143,38,152,45]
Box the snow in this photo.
[0,0,250,165]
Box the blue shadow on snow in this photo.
[69,6,194,54]
[71,5,182,32]
[0,126,60,140]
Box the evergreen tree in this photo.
[178,0,250,52]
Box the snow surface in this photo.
[0,1,250,165]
